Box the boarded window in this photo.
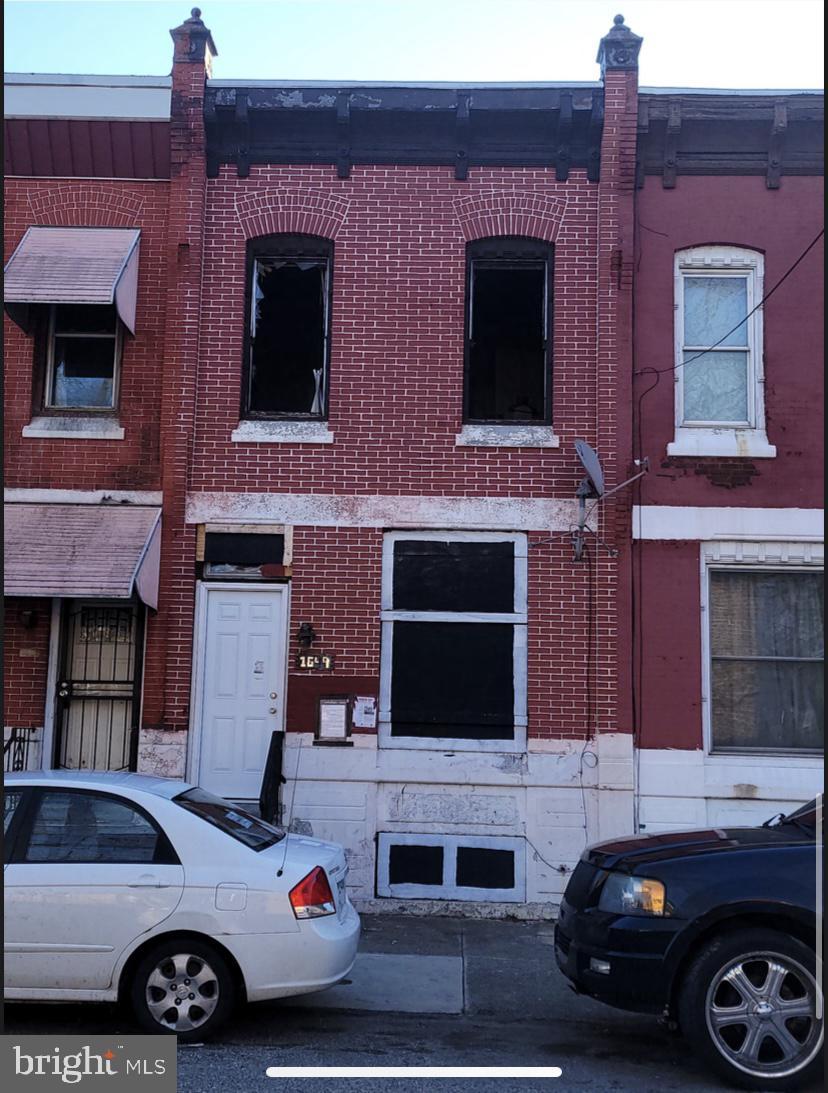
[455,846,515,889]
[393,539,514,613]
[377,833,526,902]
[391,622,514,739]
[466,238,552,424]
[388,843,444,886]
[383,533,526,745]
[203,533,285,567]
[709,570,824,752]
[246,236,331,417]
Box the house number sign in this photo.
[295,653,335,670]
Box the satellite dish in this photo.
[574,439,605,497]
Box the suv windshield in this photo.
[175,788,285,851]
[764,798,820,833]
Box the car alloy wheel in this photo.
[145,951,221,1034]
[129,938,236,1041]
[704,949,822,1081]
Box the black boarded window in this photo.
[456,846,515,890]
[246,236,331,417]
[393,540,514,613]
[384,534,526,744]
[391,622,514,739]
[465,237,552,424]
[388,844,444,886]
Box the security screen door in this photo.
[55,601,143,771]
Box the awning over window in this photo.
[3,504,161,609]
[3,226,141,334]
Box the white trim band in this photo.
[187,492,584,531]
[632,506,824,541]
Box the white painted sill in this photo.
[22,415,125,440]
[231,420,334,444]
[667,429,776,459]
[455,424,560,448]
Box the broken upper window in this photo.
[245,235,332,418]
[46,304,120,410]
[465,237,553,424]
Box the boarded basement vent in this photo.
[377,832,525,902]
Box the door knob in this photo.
[269,707,278,714]
[270,692,278,699]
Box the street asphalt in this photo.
[3,913,821,1092]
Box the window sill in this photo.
[231,420,334,444]
[455,424,560,449]
[22,415,125,440]
[667,429,776,459]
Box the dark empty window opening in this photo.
[465,238,552,425]
[388,843,444,886]
[455,846,515,889]
[246,236,332,418]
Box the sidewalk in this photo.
[292,913,635,1028]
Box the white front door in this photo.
[196,585,288,800]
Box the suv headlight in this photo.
[598,873,667,916]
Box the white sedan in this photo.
[3,771,360,1040]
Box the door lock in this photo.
[270,692,278,699]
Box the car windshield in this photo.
[175,788,285,851]
[764,799,820,832]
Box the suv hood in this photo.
[584,823,814,871]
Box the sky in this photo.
[3,0,825,89]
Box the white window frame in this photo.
[44,304,122,412]
[377,832,527,902]
[379,530,528,753]
[700,540,824,759]
[668,246,775,459]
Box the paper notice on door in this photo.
[352,695,377,729]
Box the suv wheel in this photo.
[678,928,823,1091]
[128,938,236,1042]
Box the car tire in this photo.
[677,927,823,1091]
[128,938,237,1042]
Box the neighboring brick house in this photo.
[4,10,823,913]
[629,87,824,830]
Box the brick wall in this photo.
[3,597,51,729]
[3,179,171,491]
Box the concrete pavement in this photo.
[6,913,809,1092]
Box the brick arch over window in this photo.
[235,189,350,241]
[27,186,145,227]
[454,191,567,244]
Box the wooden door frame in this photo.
[187,581,290,789]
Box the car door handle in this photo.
[128,874,169,888]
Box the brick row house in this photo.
[4,11,823,912]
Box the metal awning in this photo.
[3,226,141,334]
[3,504,161,609]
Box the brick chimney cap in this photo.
[597,13,642,73]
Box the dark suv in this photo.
[555,800,823,1090]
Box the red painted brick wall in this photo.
[3,598,51,729]
[634,174,825,507]
[3,179,171,491]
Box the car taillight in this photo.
[289,866,336,919]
